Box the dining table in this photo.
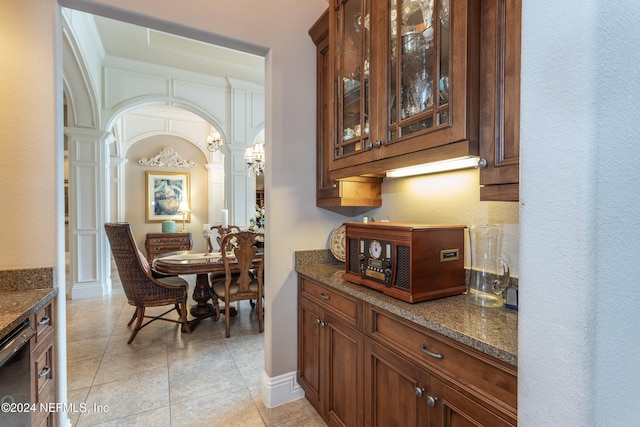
[152,250,232,320]
[152,249,262,320]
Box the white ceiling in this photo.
[92,14,265,85]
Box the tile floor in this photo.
[65,273,326,426]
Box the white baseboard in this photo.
[261,370,305,408]
[70,282,105,299]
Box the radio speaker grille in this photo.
[348,238,359,275]
[395,245,411,290]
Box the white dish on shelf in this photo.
[330,224,346,262]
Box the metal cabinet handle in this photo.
[38,365,51,378]
[374,139,383,147]
[319,293,330,300]
[414,387,424,398]
[316,318,327,328]
[38,316,50,326]
[419,344,443,359]
[426,395,437,407]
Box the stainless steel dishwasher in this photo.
[0,319,36,426]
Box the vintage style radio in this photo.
[343,222,466,303]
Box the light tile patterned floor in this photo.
[66,274,326,426]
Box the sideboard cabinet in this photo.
[297,273,517,426]
[145,232,193,262]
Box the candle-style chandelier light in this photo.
[244,129,265,176]
[244,142,265,176]
[206,129,223,152]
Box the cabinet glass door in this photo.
[335,0,371,160]
[389,0,450,141]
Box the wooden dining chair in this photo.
[104,222,192,344]
[207,225,242,253]
[211,231,264,338]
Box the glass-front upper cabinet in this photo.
[334,0,376,165]
[389,0,449,139]
[330,0,480,175]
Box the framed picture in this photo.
[145,171,190,223]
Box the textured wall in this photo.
[519,0,640,425]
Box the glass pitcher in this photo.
[466,225,510,308]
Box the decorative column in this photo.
[65,127,112,299]
[227,144,254,229]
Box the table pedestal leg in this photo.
[190,273,237,318]
[190,273,215,318]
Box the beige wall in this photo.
[0,0,60,269]
[376,169,520,276]
[124,136,210,253]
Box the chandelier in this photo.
[244,142,265,176]
[207,129,223,152]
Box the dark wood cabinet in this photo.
[310,10,382,209]
[327,0,481,180]
[364,303,517,427]
[298,276,364,426]
[297,272,517,426]
[31,300,56,427]
[144,232,192,262]
[364,338,431,426]
[479,0,521,201]
[310,0,521,202]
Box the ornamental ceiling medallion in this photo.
[138,147,197,168]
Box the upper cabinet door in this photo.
[329,0,481,176]
[332,0,378,170]
[382,0,479,158]
[479,0,521,201]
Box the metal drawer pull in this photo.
[420,344,443,359]
[319,293,330,300]
[38,365,51,378]
[38,316,51,326]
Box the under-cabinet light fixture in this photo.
[386,156,487,178]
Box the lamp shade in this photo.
[178,200,191,213]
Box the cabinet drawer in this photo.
[365,304,517,412]
[32,302,54,346]
[149,244,190,253]
[299,277,361,329]
[149,236,190,245]
[33,336,55,400]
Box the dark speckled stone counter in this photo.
[295,251,517,367]
[0,267,58,340]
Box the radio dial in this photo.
[369,240,382,259]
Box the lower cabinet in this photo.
[298,274,517,427]
[298,278,363,426]
[31,300,56,427]
[364,338,431,426]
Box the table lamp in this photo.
[178,200,191,232]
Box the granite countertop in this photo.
[0,267,58,340]
[0,288,58,339]
[295,252,517,367]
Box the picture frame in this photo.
[145,171,190,223]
